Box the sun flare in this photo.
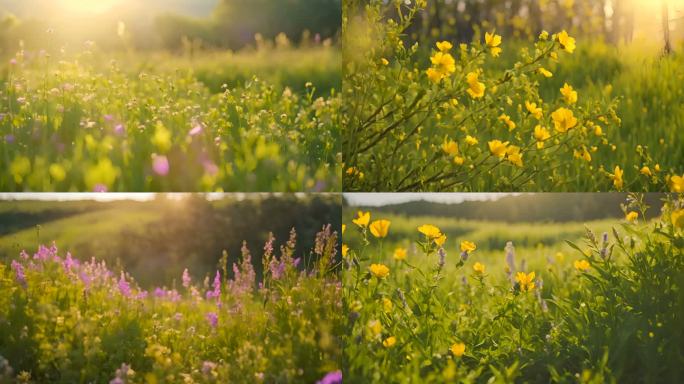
[58,0,128,15]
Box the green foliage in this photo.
[342,0,681,191]
[0,47,341,192]
[342,195,684,382]
[0,195,342,287]
[0,228,343,383]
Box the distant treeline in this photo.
[347,194,669,222]
[0,195,341,287]
[393,0,681,51]
[0,0,341,54]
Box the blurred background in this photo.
[405,0,683,51]
[342,193,671,275]
[0,193,341,287]
[0,0,342,93]
[344,193,667,221]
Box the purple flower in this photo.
[317,370,342,384]
[11,260,26,287]
[154,287,166,298]
[63,252,78,272]
[182,268,191,288]
[9,58,16,65]
[201,361,217,375]
[202,161,218,176]
[104,114,114,122]
[206,312,218,328]
[3,134,14,144]
[114,124,125,135]
[136,290,148,300]
[80,271,92,289]
[93,184,108,192]
[118,272,131,298]
[188,124,203,136]
[206,271,221,301]
[152,155,169,176]
[174,312,183,321]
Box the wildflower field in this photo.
[342,0,684,191]
[0,226,343,383]
[342,194,684,382]
[0,44,341,192]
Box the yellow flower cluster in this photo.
[427,42,456,84]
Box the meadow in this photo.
[0,43,341,192]
[342,0,684,192]
[0,226,343,383]
[341,194,684,382]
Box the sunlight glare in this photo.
[58,0,128,15]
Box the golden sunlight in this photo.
[58,0,128,15]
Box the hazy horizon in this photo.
[344,193,516,207]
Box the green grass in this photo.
[342,198,684,382]
[0,46,341,192]
[0,205,161,260]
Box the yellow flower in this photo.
[48,163,66,182]
[488,140,509,158]
[393,247,407,261]
[367,320,382,338]
[506,146,524,167]
[466,71,486,99]
[426,68,442,84]
[573,260,590,271]
[436,41,453,52]
[669,174,684,192]
[370,219,391,238]
[498,113,516,131]
[557,30,576,53]
[152,121,172,152]
[473,262,485,274]
[453,156,465,165]
[594,125,603,136]
[383,336,397,348]
[369,263,390,279]
[533,125,551,148]
[465,135,479,146]
[418,224,442,239]
[84,158,119,191]
[573,147,591,162]
[382,298,393,312]
[442,138,459,156]
[10,156,31,184]
[515,271,536,292]
[460,240,476,253]
[560,83,578,104]
[640,166,652,177]
[381,58,389,66]
[435,234,447,247]
[431,52,456,77]
[538,67,553,78]
[610,166,624,190]
[342,224,346,234]
[655,164,661,172]
[485,31,502,57]
[352,211,371,227]
[551,107,578,133]
[626,211,639,222]
[525,101,543,120]
[450,342,466,357]
[342,244,349,257]
[539,30,549,40]
[671,209,684,229]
